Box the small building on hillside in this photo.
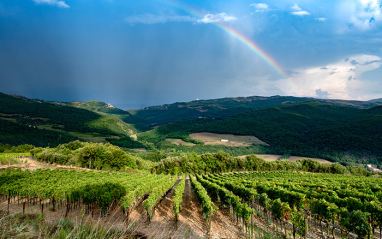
[367,164,381,172]
[220,139,229,143]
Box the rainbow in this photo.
[154,0,289,79]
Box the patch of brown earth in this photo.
[189,132,269,147]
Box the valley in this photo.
[1,92,382,239]
[2,1,382,238]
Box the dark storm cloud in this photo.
[0,0,382,108]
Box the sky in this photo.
[0,0,382,109]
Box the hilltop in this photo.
[370,98,382,102]
[129,95,382,126]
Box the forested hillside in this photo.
[129,95,382,126]
[2,92,382,165]
[64,101,150,132]
[0,93,140,147]
[141,102,382,164]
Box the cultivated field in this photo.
[0,161,245,239]
[189,132,269,146]
[251,154,333,164]
[165,138,196,146]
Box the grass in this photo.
[0,153,29,165]
[69,132,117,143]
[165,138,196,146]
[0,210,135,239]
[246,224,283,239]
[0,117,17,123]
[37,125,118,143]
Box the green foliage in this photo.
[106,136,145,149]
[153,152,361,175]
[196,174,253,222]
[0,93,148,147]
[190,175,218,221]
[130,95,380,126]
[310,199,339,222]
[0,143,34,153]
[0,153,29,164]
[35,141,151,170]
[270,198,291,220]
[173,175,186,220]
[86,115,135,137]
[141,102,382,164]
[143,176,177,219]
[340,210,371,238]
[347,166,371,176]
[290,207,309,237]
[119,174,171,213]
[0,119,78,147]
[67,101,127,115]
[84,182,126,213]
[211,171,382,238]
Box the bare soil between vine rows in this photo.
[0,158,244,239]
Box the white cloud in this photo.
[290,3,310,16]
[291,11,311,16]
[124,13,237,25]
[315,17,327,22]
[124,14,195,24]
[291,3,302,11]
[32,0,69,8]
[337,0,382,31]
[276,54,382,100]
[197,13,237,24]
[250,3,269,13]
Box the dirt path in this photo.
[210,204,245,239]
[129,178,205,239]
[0,157,97,172]
[176,177,243,239]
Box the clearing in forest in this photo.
[189,132,269,146]
[238,154,332,164]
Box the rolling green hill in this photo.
[67,101,129,115]
[129,95,382,126]
[0,93,143,147]
[140,102,382,164]
[2,92,382,164]
[63,101,150,132]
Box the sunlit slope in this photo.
[65,101,150,132]
[0,93,142,147]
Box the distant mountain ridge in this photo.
[129,95,382,126]
[369,98,382,102]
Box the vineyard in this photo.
[0,153,29,165]
[0,167,382,238]
[198,172,382,239]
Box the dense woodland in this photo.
[141,102,382,165]
[128,95,382,126]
